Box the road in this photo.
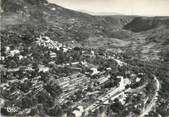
[106,56,161,117]
[138,76,160,117]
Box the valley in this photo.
[1,0,169,117]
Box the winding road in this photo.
[107,56,161,117]
[138,76,160,117]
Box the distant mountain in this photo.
[0,0,134,38]
[124,17,169,32]
[77,9,123,16]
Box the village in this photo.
[1,35,160,117]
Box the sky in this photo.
[48,0,169,16]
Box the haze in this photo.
[48,0,169,16]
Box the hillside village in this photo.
[1,0,169,117]
[1,35,163,117]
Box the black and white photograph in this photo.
[0,0,169,117]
